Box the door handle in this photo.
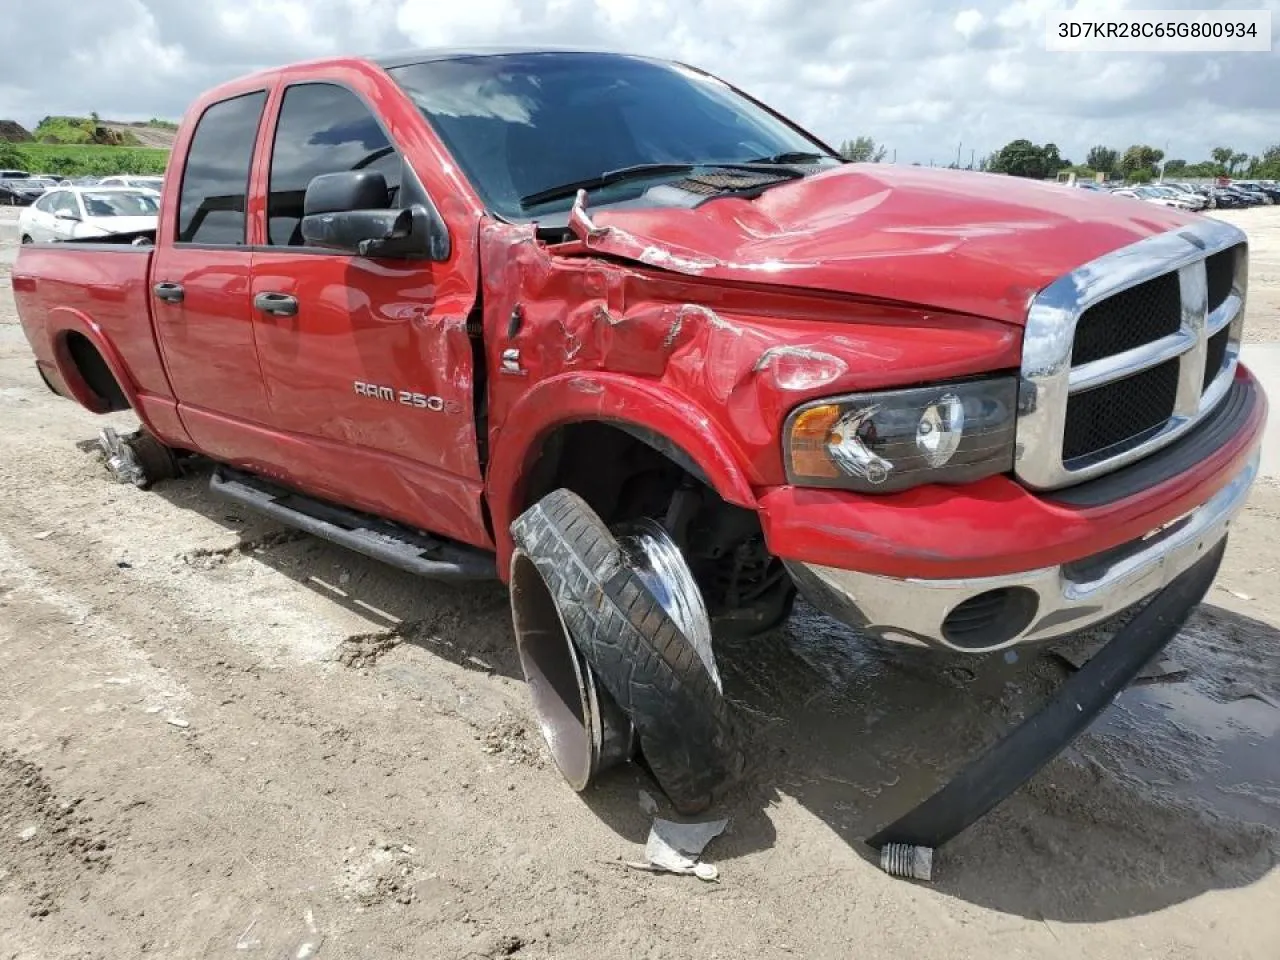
[153,282,184,304]
[254,292,298,317]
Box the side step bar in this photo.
[209,467,497,581]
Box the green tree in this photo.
[1129,168,1154,184]
[1258,144,1280,178]
[1163,158,1187,176]
[988,138,1067,179]
[838,136,887,163]
[0,143,25,169]
[1210,146,1234,174]
[1119,144,1164,180]
[1229,151,1249,175]
[1085,146,1118,174]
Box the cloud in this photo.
[0,0,1277,167]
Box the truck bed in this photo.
[12,242,176,432]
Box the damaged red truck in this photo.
[13,50,1268,820]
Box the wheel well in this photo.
[63,332,129,412]
[521,422,794,632]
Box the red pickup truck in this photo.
[13,49,1267,818]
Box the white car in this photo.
[1148,184,1207,210]
[1111,186,1200,211]
[96,175,164,192]
[18,187,160,243]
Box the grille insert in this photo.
[1071,272,1182,366]
[1206,246,1238,314]
[1063,358,1180,462]
[1203,327,1230,393]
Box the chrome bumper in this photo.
[785,451,1259,653]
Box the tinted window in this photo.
[267,83,402,246]
[388,53,839,219]
[177,91,266,244]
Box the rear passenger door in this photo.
[151,90,275,452]
[247,81,484,543]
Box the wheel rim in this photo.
[509,550,635,792]
[612,518,720,691]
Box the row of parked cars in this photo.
[0,170,164,243]
[1075,178,1280,211]
[0,170,164,206]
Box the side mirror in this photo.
[299,170,448,260]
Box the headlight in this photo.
[783,378,1018,492]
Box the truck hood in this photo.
[577,165,1197,325]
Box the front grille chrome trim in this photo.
[1207,292,1242,336]
[1016,219,1247,490]
[1067,330,1196,392]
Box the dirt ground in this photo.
[2,204,1280,960]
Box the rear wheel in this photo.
[510,489,744,814]
[20,234,32,244]
[96,427,179,490]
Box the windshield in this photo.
[388,53,840,219]
[81,191,160,216]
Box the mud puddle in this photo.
[1095,679,1280,826]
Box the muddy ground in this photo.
[2,203,1279,959]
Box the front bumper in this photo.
[785,450,1258,653]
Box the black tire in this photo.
[20,234,32,244]
[124,430,179,490]
[511,489,744,814]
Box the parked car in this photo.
[96,175,164,192]
[1111,186,1200,211]
[18,186,160,243]
[1209,187,1248,209]
[1232,182,1276,205]
[12,49,1267,822]
[0,177,56,205]
[1148,185,1207,210]
[1218,186,1262,207]
[0,168,31,179]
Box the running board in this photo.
[209,467,497,581]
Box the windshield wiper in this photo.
[520,163,699,208]
[743,151,836,165]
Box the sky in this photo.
[1,0,1277,167]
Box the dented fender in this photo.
[486,371,758,578]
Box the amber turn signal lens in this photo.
[787,403,842,478]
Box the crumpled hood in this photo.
[579,165,1197,325]
[87,215,158,235]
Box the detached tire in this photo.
[511,489,744,814]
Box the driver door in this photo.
[247,79,486,547]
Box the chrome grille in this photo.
[1071,272,1181,366]
[1016,222,1247,490]
[1061,359,1180,461]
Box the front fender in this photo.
[487,371,758,579]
